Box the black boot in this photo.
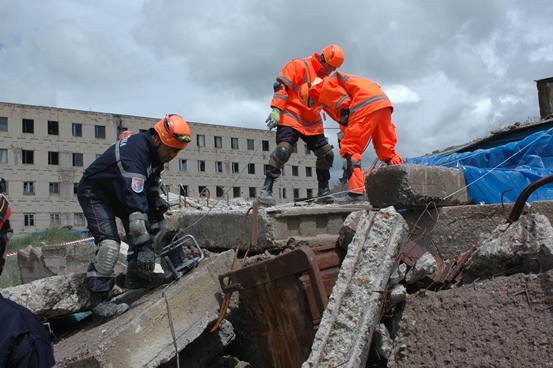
[124,259,166,290]
[316,181,334,204]
[258,177,276,206]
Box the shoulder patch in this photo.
[131,177,145,193]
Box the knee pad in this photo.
[314,144,334,170]
[93,239,121,276]
[269,142,293,169]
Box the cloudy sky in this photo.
[1,0,552,167]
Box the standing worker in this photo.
[299,71,403,203]
[259,44,345,206]
[0,177,57,367]
[77,114,191,317]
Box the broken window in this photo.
[48,151,59,165]
[22,150,34,164]
[48,120,59,135]
[22,118,34,133]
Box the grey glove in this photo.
[137,243,156,272]
[265,107,280,130]
[341,153,353,183]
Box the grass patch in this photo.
[1,228,84,289]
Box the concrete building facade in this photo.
[0,102,319,235]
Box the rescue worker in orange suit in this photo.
[259,44,345,206]
[300,71,403,203]
[77,114,191,318]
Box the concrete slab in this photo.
[303,207,409,367]
[54,250,235,368]
[366,164,472,209]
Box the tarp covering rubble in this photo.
[405,127,553,204]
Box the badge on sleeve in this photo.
[131,177,145,193]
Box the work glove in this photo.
[386,154,404,166]
[341,153,353,183]
[148,191,170,214]
[265,107,281,130]
[339,108,350,127]
[137,243,156,272]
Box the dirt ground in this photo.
[387,269,553,368]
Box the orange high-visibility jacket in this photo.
[270,53,325,136]
[316,71,393,125]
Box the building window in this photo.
[232,162,239,174]
[23,182,34,194]
[214,136,222,148]
[73,183,79,195]
[293,143,298,153]
[231,137,239,149]
[248,163,255,174]
[95,125,106,139]
[22,119,34,133]
[247,139,254,150]
[233,187,241,198]
[0,117,7,132]
[282,188,287,199]
[72,123,82,137]
[306,167,313,177]
[179,159,188,171]
[249,187,256,198]
[48,120,59,135]
[50,213,61,226]
[307,189,313,198]
[49,182,59,195]
[22,150,34,164]
[0,149,7,164]
[215,161,223,173]
[197,160,206,172]
[48,151,59,165]
[293,188,300,199]
[262,140,270,152]
[179,185,188,196]
[216,186,224,197]
[74,213,85,226]
[304,144,311,155]
[292,166,299,176]
[197,134,205,147]
[24,213,35,227]
[73,153,83,167]
[198,186,207,196]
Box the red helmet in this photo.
[321,44,344,68]
[153,114,191,149]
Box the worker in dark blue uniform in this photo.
[0,178,57,367]
[77,114,191,317]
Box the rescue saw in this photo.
[158,233,205,280]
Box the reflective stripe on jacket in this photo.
[270,53,324,135]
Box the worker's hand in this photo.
[148,192,170,214]
[339,108,350,127]
[386,154,404,165]
[341,153,353,183]
[265,107,281,130]
[137,244,156,272]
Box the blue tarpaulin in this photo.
[404,128,553,204]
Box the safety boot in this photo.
[316,181,334,204]
[335,192,367,204]
[258,177,276,206]
[89,292,129,319]
[124,258,166,290]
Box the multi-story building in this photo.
[0,102,319,236]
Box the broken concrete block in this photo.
[366,164,472,209]
[338,210,363,250]
[54,250,235,368]
[405,252,438,284]
[462,213,553,283]
[374,323,393,360]
[303,207,409,367]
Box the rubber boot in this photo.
[258,177,276,206]
[124,258,166,290]
[316,181,334,204]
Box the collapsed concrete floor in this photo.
[4,164,553,367]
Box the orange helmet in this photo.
[119,130,133,140]
[321,44,344,68]
[154,114,191,149]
